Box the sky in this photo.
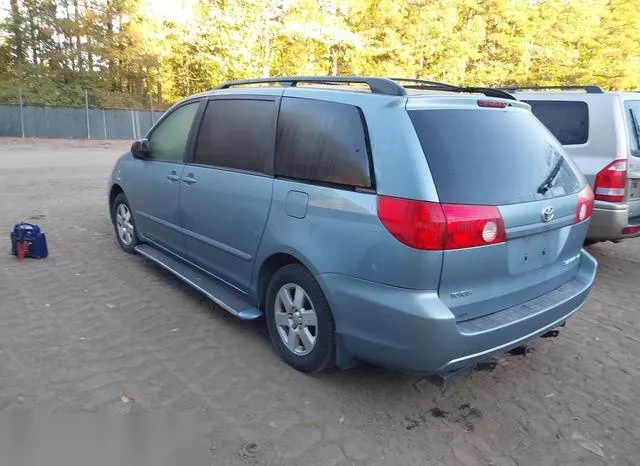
[0,0,196,21]
[147,0,196,21]
[0,1,8,21]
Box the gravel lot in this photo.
[1,138,639,466]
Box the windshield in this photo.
[409,108,584,206]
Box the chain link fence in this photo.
[0,88,166,140]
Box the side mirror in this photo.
[131,139,150,159]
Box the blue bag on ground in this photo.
[10,222,48,259]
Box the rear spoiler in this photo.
[392,78,518,101]
[497,85,604,94]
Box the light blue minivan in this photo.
[108,76,597,377]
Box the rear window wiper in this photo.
[538,155,565,194]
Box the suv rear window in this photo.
[624,101,640,157]
[523,100,589,145]
[409,108,583,206]
[275,97,372,188]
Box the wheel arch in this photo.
[255,250,356,370]
[109,184,125,218]
[256,250,320,311]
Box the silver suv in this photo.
[503,85,640,242]
[109,77,598,377]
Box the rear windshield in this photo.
[409,108,584,206]
[523,100,589,145]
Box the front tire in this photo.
[265,264,335,373]
[112,193,139,254]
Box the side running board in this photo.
[134,244,262,320]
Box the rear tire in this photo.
[112,193,139,254]
[265,264,335,373]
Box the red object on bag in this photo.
[16,240,29,261]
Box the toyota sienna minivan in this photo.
[109,76,597,377]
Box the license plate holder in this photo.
[520,232,551,266]
[508,231,556,273]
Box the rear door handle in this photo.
[167,171,180,181]
[182,174,197,185]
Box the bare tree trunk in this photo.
[74,0,82,71]
[262,12,270,78]
[106,0,115,91]
[9,0,23,71]
[460,57,468,84]
[61,0,74,70]
[331,45,339,76]
[326,1,340,76]
[23,0,38,65]
[84,0,93,71]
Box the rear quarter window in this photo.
[524,100,589,145]
[408,108,584,206]
[275,97,373,189]
[624,101,640,157]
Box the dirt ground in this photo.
[1,138,639,466]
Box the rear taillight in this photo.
[594,159,627,202]
[377,197,446,250]
[575,186,594,224]
[377,196,505,250]
[441,204,506,249]
[477,100,507,108]
[622,225,640,235]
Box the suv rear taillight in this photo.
[377,196,506,250]
[575,185,594,223]
[594,159,627,202]
[477,100,507,108]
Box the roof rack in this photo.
[390,78,518,101]
[215,75,519,100]
[389,77,457,88]
[216,76,407,96]
[498,85,604,94]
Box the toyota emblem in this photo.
[541,206,554,223]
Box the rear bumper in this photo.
[319,249,597,375]
[588,199,640,240]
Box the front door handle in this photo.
[166,171,180,181]
[182,174,197,185]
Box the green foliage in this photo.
[0,0,638,108]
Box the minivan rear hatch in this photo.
[408,100,590,321]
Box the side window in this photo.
[275,97,372,188]
[524,100,589,145]
[193,99,276,173]
[625,101,640,157]
[148,101,199,162]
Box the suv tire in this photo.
[265,264,335,373]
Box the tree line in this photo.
[1,0,638,109]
